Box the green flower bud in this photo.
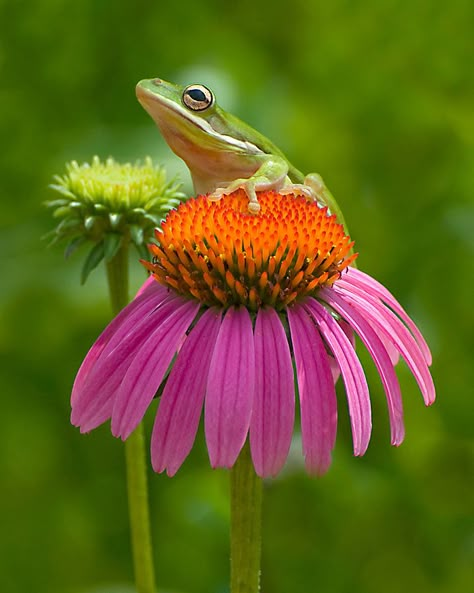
[45,156,186,283]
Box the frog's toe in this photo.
[280,184,315,200]
[248,201,261,214]
[207,182,261,214]
[207,188,226,202]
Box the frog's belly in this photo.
[184,148,262,194]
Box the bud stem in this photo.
[106,245,156,593]
[106,244,129,316]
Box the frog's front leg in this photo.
[208,156,289,214]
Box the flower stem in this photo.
[230,440,263,593]
[106,245,156,593]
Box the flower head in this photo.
[46,156,185,282]
[71,191,435,477]
[143,190,356,310]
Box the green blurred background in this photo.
[1,0,473,592]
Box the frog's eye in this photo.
[182,84,214,111]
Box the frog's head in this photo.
[136,78,262,157]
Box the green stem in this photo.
[124,424,156,593]
[230,441,263,593]
[106,245,156,593]
[105,242,129,315]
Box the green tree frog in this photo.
[136,77,347,228]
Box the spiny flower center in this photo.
[144,190,357,310]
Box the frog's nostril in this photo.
[152,78,162,86]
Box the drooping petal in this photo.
[320,288,405,445]
[151,308,223,476]
[335,283,435,405]
[71,291,179,431]
[250,307,295,478]
[305,299,372,456]
[76,358,136,433]
[328,320,356,384]
[328,357,341,384]
[287,303,337,475]
[205,307,255,469]
[86,283,174,381]
[373,325,400,366]
[71,279,167,406]
[111,298,200,439]
[342,268,432,365]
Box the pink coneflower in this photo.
[71,190,435,477]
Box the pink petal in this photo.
[71,279,167,406]
[88,286,175,379]
[342,268,432,365]
[151,308,223,476]
[335,283,435,406]
[72,293,178,428]
[320,288,405,445]
[250,307,295,478]
[135,275,160,298]
[71,287,174,429]
[305,299,372,456]
[205,307,255,469]
[111,298,200,439]
[287,303,337,475]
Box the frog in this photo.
[136,77,348,231]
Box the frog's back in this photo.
[220,110,304,182]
